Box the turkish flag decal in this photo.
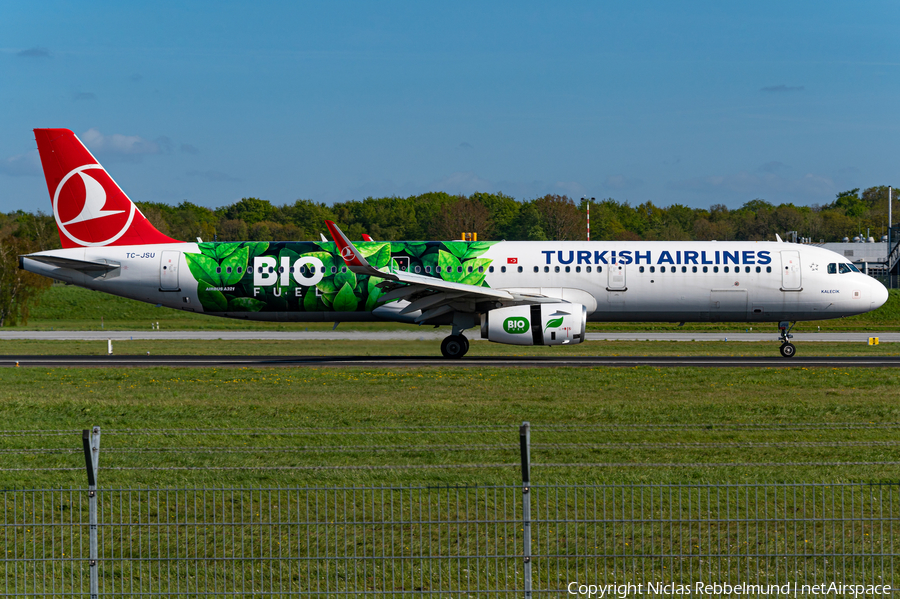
[507,257,518,264]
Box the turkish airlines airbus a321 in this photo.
[20,129,889,358]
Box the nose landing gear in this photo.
[778,321,796,358]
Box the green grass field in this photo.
[3,287,898,502]
[2,362,898,490]
[13,284,900,332]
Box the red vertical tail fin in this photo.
[34,128,180,248]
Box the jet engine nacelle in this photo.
[480,303,586,346]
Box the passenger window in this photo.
[544,266,550,273]
[534,266,539,273]
[565,266,570,273]
[575,266,581,273]
[436,266,441,273]
[766,266,771,273]
[488,266,494,273]
[755,266,761,273]
[723,266,729,273]
[639,266,645,273]
[703,266,708,273]
[226,267,232,274]
[467,266,473,273]
[597,266,603,273]
[415,266,421,273]
[425,266,432,273]
[692,266,697,273]
[554,266,560,273]
[713,266,719,273]
[501,266,507,273]
[478,266,483,273]
[457,266,462,273]
[745,266,750,273]
[517,266,523,273]
[331,267,336,274]
[216,267,222,274]
[682,266,687,273]
[827,263,836,274]
[649,266,655,273]
[660,266,666,273]
[586,266,592,273]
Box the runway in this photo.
[0,330,897,342]
[3,355,899,368]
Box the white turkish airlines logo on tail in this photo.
[340,246,356,261]
[61,172,124,225]
[53,165,135,246]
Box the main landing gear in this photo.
[440,334,470,359]
[778,321,796,358]
[440,316,477,358]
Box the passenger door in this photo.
[780,250,802,290]
[160,251,181,291]
[607,263,626,291]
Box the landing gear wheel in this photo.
[441,335,468,359]
[780,343,796,358]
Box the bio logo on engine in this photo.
[544,316,565,331]
[503,317,530,334]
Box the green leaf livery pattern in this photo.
[184,240,498,314]
[184,253,221,287]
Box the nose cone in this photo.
[871,280,889,310]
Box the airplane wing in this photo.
[325,220,560,323]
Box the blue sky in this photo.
[2,1,898,213]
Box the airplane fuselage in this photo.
[22,239,887,325]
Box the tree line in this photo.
[134,185,899,244]
[5,185,897,249]
[0,186,896,324]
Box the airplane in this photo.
[20,128,889,358]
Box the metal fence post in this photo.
[520,421,532,599]
[82,427,100,599]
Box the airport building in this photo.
[815,241,889,276]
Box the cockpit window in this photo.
[827,263,837,274]
[838,263,860,274]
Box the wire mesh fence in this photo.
[1,483,898,597]
[1,424,899,597]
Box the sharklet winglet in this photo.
[325,220,397,280]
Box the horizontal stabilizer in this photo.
[21,254,120,273]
